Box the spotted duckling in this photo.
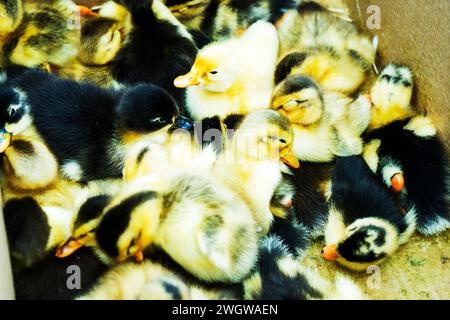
[276,1,376,95]
[363,64,449,236]
[94,144,259,283]
[0,0,80,68]
[321,155,417,271]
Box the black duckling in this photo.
[106,0,198,109]
[0,68,179,181]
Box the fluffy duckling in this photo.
[0,68,179,181]
[243,235,365,299]
[194,0,298,40]
[0,0,80,68]
[276,162,333,239]
[55,179,123,259]
[58,13,125,87]
[0,0,23,35]
[271,75,371,162]
[12,246,107,300]
[1,139,116,299]
[321,155,417,271]
[94,149,259,283]
[99,0,198,108]
[174,20,279,120]
[367,63,415,130]
[276,1,376,94]
[363,64,449,236]
[78,16,123,66]
[214,109,299,234]
[0,134,58,190]
[79,260,238,300]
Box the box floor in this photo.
[306,232,450,299]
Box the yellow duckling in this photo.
[174,20,279,119]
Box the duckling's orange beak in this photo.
[55,237,83,258]
[390,173,405,193]
[133,250,144,262]
[77,5,98,17]
[321,243,339,261]
[280,150,300,169]
[174,72,199,88]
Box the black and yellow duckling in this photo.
[243,235,364,299]
[321,155,417,271]
[275,161,333,239]
[0,137,110,299]
[271,75,371,162]
[363,64,449,236]
[94,144,259,283]
[276,1,376,95]
[4,193,106,300]
[0,0,23,36]
[78,259,239,300]
[95,0,198,108]
[174,20,279,120]
[213,109,299,235]
[0,68,179,181]
[192,0,298,40]
[57,0,137,87]
[0,0,80,68]
[58,14,124,87]
[55,179,123,259]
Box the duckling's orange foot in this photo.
[390,173,405,193]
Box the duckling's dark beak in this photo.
[281,150,300,169]
[321,244,339,261]
[174,72,199,88]
[55,237,83,258]
[0,128,12,153]
[390,173,405,193]
[169,116,194,133]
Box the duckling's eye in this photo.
[150,117,168,124]
[349,226,357,232]
[279,138,287,144]
[209,71,218,75]
[9,108,17,118]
